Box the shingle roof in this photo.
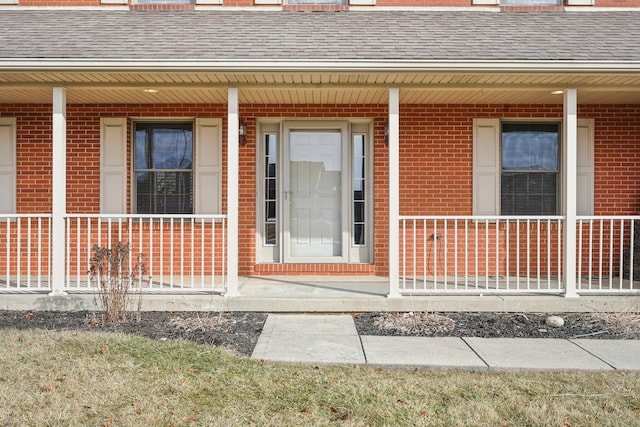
[0,10,639,63]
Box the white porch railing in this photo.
[577,216,640,294]
[1,214,53,291]
[399,216,565,294]
[64,214,227,293]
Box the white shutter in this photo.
[100,117,127,214]
[195,118,221,214]
[0,118,16,215]
[576,119,595,216]
[473,118,500,215]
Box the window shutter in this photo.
[100,117,127,214]
[0,118,16,215]
[473,118,500,215]
[576,119,595,216]
[195,118,221,214]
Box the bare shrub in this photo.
[88,242,146,324]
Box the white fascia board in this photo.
[2,59,640,73]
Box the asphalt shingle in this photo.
[0,10,638,63]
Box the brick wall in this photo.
[2,103,639,277]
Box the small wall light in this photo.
[238,119,247,146]
[384,122,389,146]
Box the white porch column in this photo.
[563,88,579,298]
[387,88,401,298]
[226,88,240,297]
[50,87,67,296]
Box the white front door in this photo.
[283,123,348,263]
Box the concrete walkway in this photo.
[252,314,640,371]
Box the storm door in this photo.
[283,122,349,263]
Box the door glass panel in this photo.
[352,134,366,245]
[264,134,277,245]
[289,131,342,258]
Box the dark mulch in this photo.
[2,310,638,358]
[354,311,639,340]
[0,310,267,357]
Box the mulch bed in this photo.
[2,310,639,357]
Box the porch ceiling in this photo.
[1,72,640,105]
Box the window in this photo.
[264,133,277,246]
[500,123,559,215]
[353,134,366,245]
[286,0,345,4]
[473,118,594,217]
[134,122,193,214]
[500,0,561,5]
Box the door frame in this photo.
[255,118,374,265]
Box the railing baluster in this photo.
[506,219,510,290]
[190,217,195,288]
[609,218,614,290]
[149,219,154,289]
[422,219,427,290]
[495,218,499,290]
[160,218,164,288]
[547,219,551,290]
[412,219,416,290]
[454,219,458,290]
[484,219,489,290]
[630,219,635,287]
[433,219,437,291]
[464,219,469,290]
[536,219,541,290]
[180,217,184,289]
[5,217,9,288]
[170,218,175,288]
[526,218,531,290]
[444,219,448,290]
[515,219,520,290]
[557,220,562,290]
[401,218,406,291]
[16,218,21,288]
[598,219,604,290]
[474,219,478,291]
[619,219,624,290]
[37,217,42,288]
[26,218,32,288]
[200,218,205,288]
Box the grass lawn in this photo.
[1,329,640,426]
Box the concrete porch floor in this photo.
[1,275,639,313]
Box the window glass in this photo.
[353,134,366,245]
[134,122,193,214]
[501,123,559,215]
[501,0,561,5]
[287,0,346,3]
[264,134,277,246]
